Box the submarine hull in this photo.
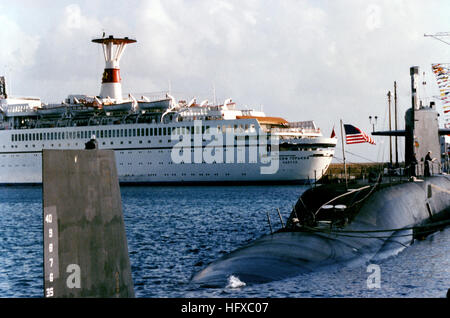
[191,176,450,287]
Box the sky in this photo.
[1,0,449,163]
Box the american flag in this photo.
[344,124,376,145]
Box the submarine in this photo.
[191,66,450,287]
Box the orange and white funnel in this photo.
[92,35,136,101]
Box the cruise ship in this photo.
[0,36,336,185]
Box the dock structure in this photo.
[42,149,134,298]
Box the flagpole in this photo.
[394,81,399,168]
[340,119,348,190]
[388,91,392,167]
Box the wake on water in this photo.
[226,275,246,289]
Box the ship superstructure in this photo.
[0,35,336,184]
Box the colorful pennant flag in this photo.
[432,63,450,126]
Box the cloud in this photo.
[365,4,382,31]
[23,4,106,98]
[0,14,39,71]
[4,0,450,162]
[64,4,83,30]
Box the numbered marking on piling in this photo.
[44,206,59,297]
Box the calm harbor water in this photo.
[0,185,448,298]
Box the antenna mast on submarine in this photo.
[387,91,392,167]
[394,81,399,167]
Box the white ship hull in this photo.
[0,36,336,185]
[0,122,335,185]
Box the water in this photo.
[0,185,448,298]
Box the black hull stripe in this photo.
[0,179,315,187]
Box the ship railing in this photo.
[271,127,321,135]
[4,104,37,114]
[288,120,318,129]
[265,208,288,234]
[132,91,169,102]
[414,160,443,176]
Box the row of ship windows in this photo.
[10,124,259,143]
[119,161,252,165]
[118,159,305,166]
[5,142,273,150]
[11,128,169,142]
[123,173,235,177]
[7,140,157,149]
[5,143,309,153]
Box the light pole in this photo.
[369,115,378,133]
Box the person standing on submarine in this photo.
[410,153,418,177]
[424,151,436,177]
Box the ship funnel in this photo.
[92,35,136,101]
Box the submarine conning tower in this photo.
[374,66,450,174]
[92,35,136,101]
[406,66,441,171]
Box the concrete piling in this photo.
[42,149,134,298]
